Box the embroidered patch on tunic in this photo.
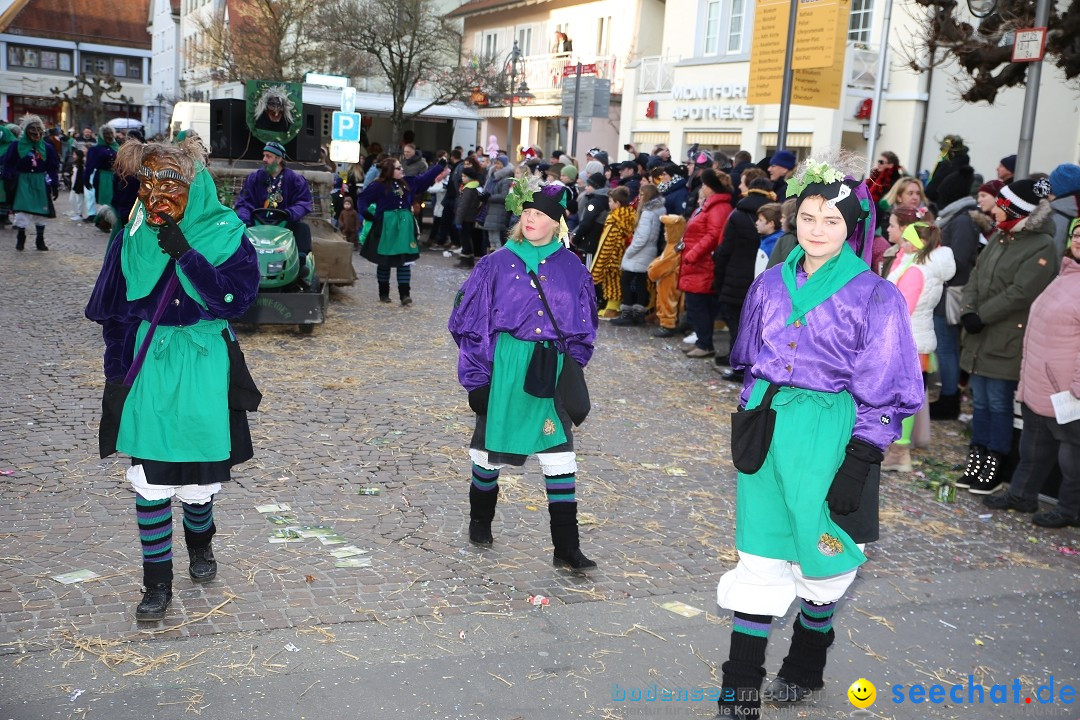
[880,415,891,425]
[542,418,557,436]
[818,533,843,556]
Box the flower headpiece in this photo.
[785,159,845,198]
[505,175,570,245]
[788,157,875,265]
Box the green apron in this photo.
[484,332,566,456]
[13,172,49,215]
[96,169,115,207]
[378,208,418,255]
[735,379,867,577]
[117,318,230,462]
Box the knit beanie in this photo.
[586,172,606,189]
[1050,164,1080,198]
[997,177,1051,220]
[978,179,1005,197]
[561,165,578,181]
[769,150,797,171]
[1000,155,1017,173]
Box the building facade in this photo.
[620,0,1079,177]
[0,0,151,130]
[148,0,181,136]
[449,0,665,158]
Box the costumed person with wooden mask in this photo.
[2,114,59,250]
[449,178,599,571]
[85,136,261,621]
[715,155,923,717]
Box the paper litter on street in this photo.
[659,600,704,618]
[334,557,373,568]
[52,569,99,585]
[256,504,292,514]
[329,546,370,558]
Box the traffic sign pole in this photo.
[570,63,582,157]
[776,0,799,152]
[1016,0,1050,177]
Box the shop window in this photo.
[849,0,874,43]
[8,45,73,73]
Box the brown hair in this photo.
[609,185,630,206]
[636,184,660,222]
[741,167,768,187]
[757,202,782,231]
[115,133,206,181]
[376,157,407,193]
[891,205,922,227]
[904,222,942,265]
[781,197,797,231]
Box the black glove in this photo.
[468,385,490,415]
[437,157,449,168]
[826,438,883,515]
[362,210,376,222]
[157,212,191,260]
[961,312,984,334]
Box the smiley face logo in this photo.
[847,678,876,708]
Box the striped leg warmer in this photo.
[136,494,173,586]
[182,497,216,549]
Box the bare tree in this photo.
[320,0,501,143]
[51,75,133,129]
[190,0,365,83]
[904,0,1080,103]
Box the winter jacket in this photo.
[339,207,360,242]
[234,166,313,225]
[621,196,664,273]
[766,231,798,269]
[455,181,482,225]
[886,246,956,354]
[1017,256,1080,418]
[402,153,428,177]
[442,161,463,207]
[662,177,689,216]
[933,163,975,211]
[932,197,986,318]
[618,174,641,201]
[960,201,1060,381]
[1049,193,1080,255]
[572,188,609,255]
[713,191,772,305]
[678,193,733,294]
[481,166,515,231]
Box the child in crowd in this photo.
[754,202,783,277]
[338,196,360,246]
[882,218,956,472]
[68,147,86,221]
[454,166,484,267]
[612,184,664,326]
[590,185,635,319]
[717,156,922,718]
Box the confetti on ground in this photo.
[255,504,291,513]
[52,570,99,585]
[659,601,704,618]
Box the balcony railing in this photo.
[637,56,677,94]
[515,52,623,99]
[846,42,879,90]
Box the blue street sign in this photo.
[331,111,362,143]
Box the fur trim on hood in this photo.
[969,209,995,234]
[1007,199,1055,236]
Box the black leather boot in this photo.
[399,283,412,306]
[468,485,498,546]
[378,282,391,303]
[34,225,47,251]
[135,583,173,621]
[188,543,218,583]
[769,623,834,700]
[15,227,25,251]
[549,502,597,571]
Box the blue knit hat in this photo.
[770,150,797,171]
[1050,163,1080,198]
[263,141,286,158]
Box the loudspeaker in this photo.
[210,99,322,163]
[292,105,322,163]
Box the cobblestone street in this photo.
[0,197,1077,719]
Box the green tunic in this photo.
[735,379,867,577]
[378,209,418,255]
[13,172,49,215]
[484,333,566,456]
[117,319,230,461]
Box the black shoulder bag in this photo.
[730,383,782,475]
[525,270,591,426]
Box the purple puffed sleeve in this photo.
[176,237,262,318]
[407,163,445,196]
[566,268,598,367]
[233,173,259,225]
[448,258,496,391]
[850,280,924,449]
[732,274,767,407]
[284,171,313,223]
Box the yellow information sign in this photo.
[792,0,849,108]
[793,0,844,69]
[747,0,790,105]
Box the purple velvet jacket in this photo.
[448,246,598,392]
[354,163,444,217]
[85,233,260,381]
[234,166,313,225]
[731,264,923,450]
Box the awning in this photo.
[684,132,742,146]
[476,104,562,119]
[632,131,669,146]
[758,132,813,148]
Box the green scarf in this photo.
[504,237,561,273]
[16,131,46,159]
[121,168,246,302]
[96,137,120,152]
[781,242,867,326]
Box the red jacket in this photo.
[678,193,733,294]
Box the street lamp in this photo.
[504,41,532,153]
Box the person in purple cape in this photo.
[448,178,600,572]
[714,154,923,718]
